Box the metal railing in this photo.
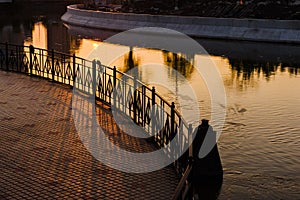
[171,160,193,200]
[0,42,194,199]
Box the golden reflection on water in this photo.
[17,21,300,198]
[74,40,300,183]
[81,39,237,125]
[24,22,47,49]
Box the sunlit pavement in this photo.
[0,70,179,200]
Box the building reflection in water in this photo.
[0,2,299,123]
[23,22,47,50]
[0,2,75,52]
[1,10,299,88]
[162,50,195,79]
[0,22,26,46]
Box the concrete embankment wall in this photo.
[61,4,300,44]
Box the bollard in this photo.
[190,119,223,199]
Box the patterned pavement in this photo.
[0,70,179,200]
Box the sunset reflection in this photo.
[24,22,47,49]
[1,2,299,199]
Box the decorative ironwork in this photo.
[0,42,194,181]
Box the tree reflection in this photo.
[162,50,194,79]
[229,58,299,82]
[123,47,140,72]
[224,58,300,91]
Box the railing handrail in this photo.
[0,42,189,123]
[171,160,193,200]
[0,42,91,61]
[0,42,191,139]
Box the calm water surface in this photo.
[1,3,299,199]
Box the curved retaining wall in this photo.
[61,4,300,44]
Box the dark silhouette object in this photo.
[189,119,223,200]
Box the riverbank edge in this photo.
[61,4,300,44]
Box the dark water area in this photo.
[0,2,299,199]
[0,1,78,52]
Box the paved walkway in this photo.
[0,70,179,200]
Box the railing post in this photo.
[29,45,34,75]
[5,42,9,70]
[51,49,55,81]
[92,60,96,97]
[151,86,156,106]
[150,86,156,137]
[188,123,193,158]
[133,77,137,123]
[113,66,116,87]
[16,45,19,72]
[171,102,175,137]
[72,54,76,84]
[113,66,117,107]
[142,85,146,127]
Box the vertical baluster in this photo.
[83,60,86,92]
[160,100,164,146]
[40,49,43,77]
[151,86,156,138]
[29,45,34,75]
[5,42,9,70]
[133,77,137,123]
[62,54,64,83]
[151,86,156,106]
[113,66,116,87]
[16,45,19,72]
[51,49,55,81]
[97,60,102,99]
[72,54,76,86]
[42,49,45,77]
[92,60,96,97]
[171,102,175,141]
[142,85,146,127]
[123,76,126,113]
[113,66,117,107]
[104,64,107,102]
[188,123,193,159]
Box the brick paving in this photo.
[0,70,179,200]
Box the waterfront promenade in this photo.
[0,70,179,199]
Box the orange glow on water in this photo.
[24,22,47,50]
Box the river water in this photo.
[0,3,299,199]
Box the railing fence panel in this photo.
[0,43,196,198]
